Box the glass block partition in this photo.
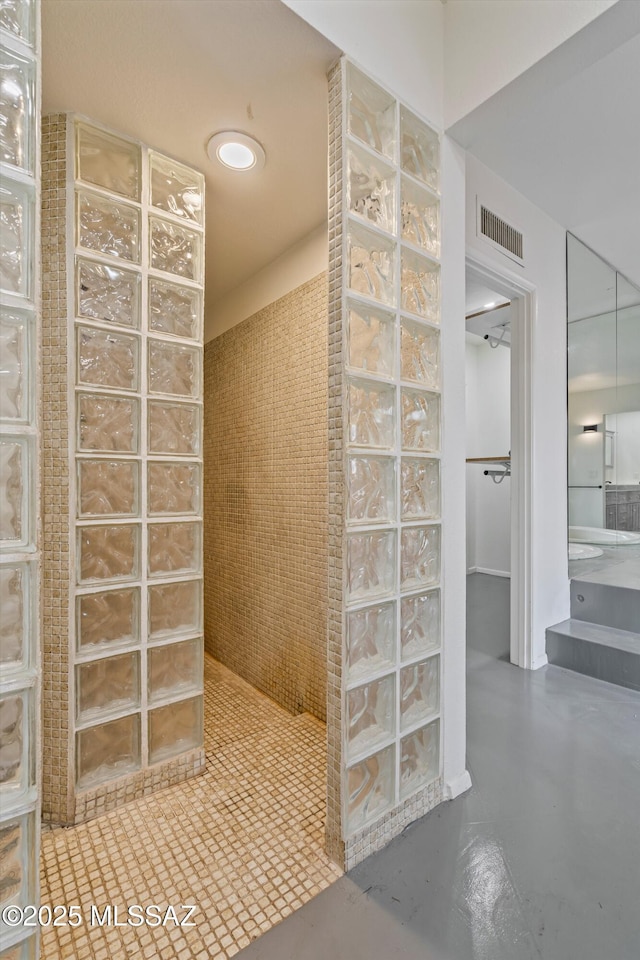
[0,1,41,956]
[327,59,443,869]
[40,114,205,824]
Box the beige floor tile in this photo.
[40,656,341,959]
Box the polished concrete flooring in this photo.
[240,574,640,960]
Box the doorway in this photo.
[464,256,535,669]
[465,272,512,660]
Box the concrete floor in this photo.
[568,541,640,581]
[239,573,640,960]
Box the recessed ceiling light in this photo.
[207,131,265,172]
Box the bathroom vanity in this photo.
[606,485,640,532]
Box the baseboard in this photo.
[444,769,472,800]
[474,566,511,579]
[531,653,548,670]
[466,566,477,575]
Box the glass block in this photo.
[346,744,394,835]
[148,338,200,398]
[150,152,204,224]
[400,105,439,191]
[77,523,139,583]
[401,590,441,661]
[346,300,395,378]
[401,457,440,520]
[0,0,34,44]
[347,673,395,761]
[347,530,396,603]
[148,401,200,456]
[76,587,139,653]
[148,521,201,577]
[149,277,201,340]
[0,437,29,546]
[400,318,440,388]
[0,48,34,172]
[149,215,202,282]
[400,656,439,730]
[0,180,33,299]
[347,63,396,160]
[348,141,395,234]
[77,459,139,517]
[0,561,31,670]
[347,455,395,525]
[77,190,140,263]
[76,326,139,391]
[0,306,30,422]
[148,637,202,704]
[148,695,203,764]
[346,602,396,684]
[0,936,37,960]
[401,248,440,322]
[0,690,30,794]
[148,461,201,515]
[77,392,139,453]
[76,713,141,790]
[400,719,439,799]
[401,175,440,257]
[0,811,35,915]
[401,525,440,590]
[148,579,201,640]
[76,257,141,329]
[76,652,140,723]
[347,377,395,449]
[401,388,440,452]
[76,122,141,200]
[348,222,395,306]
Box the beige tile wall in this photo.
[41,113,73,824]
[203,273,328,722]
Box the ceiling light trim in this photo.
[207,131,266,172]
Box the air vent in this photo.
[477,200,524,265]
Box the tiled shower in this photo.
[39,114,205,824]
[1,15,448,950]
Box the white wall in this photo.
[466,338,511,576]
[205,224,327,341]
[466,153,569,667]
[569,383,640,524]
[611,411,640,486]
[282,0,444,127]
[443,0,616,126]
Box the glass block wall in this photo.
[327,59,444,869]
[0,0,41,956]
[40,114,205,824]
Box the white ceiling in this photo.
[41,0,338,309]
[449,2,640,288]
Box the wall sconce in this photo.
[583,424,598,433]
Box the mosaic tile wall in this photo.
[203,274,328,721]
[327,59,444,869]
[0,0,42,956]
[40,113,206,826]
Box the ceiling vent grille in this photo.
[477,200,524,265]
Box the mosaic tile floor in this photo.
[40,656,341,959]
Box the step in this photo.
[546,618,640,692]
[570,578,640,634]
